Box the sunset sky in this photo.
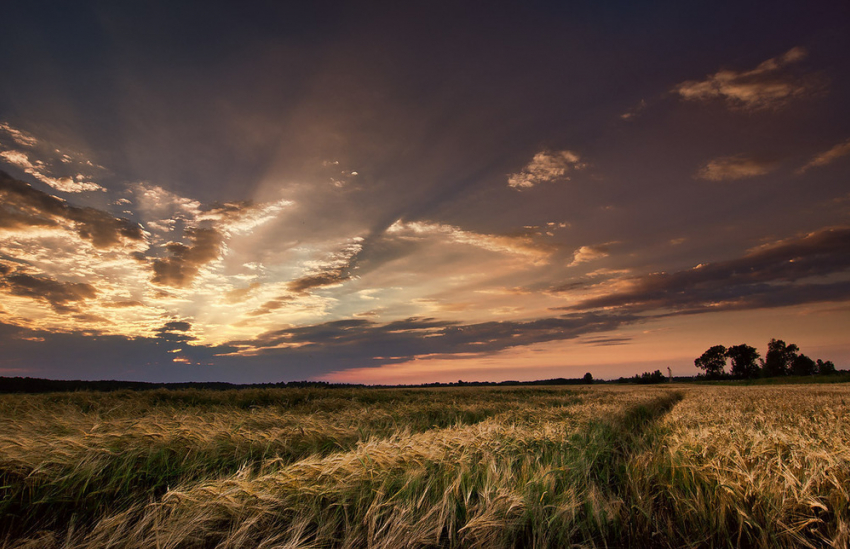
[1,2,849,383]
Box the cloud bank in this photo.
[566,226,850,315]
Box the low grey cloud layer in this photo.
[566,226,850,315]
[232,312,638,364]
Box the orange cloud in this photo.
[508,150,585,189]
[673,47,817,110]
[0,122,38,147]
[798,139,850,173]
[151,227,224,288]
[0,264,97,313]
[386,220,552,264]
[696,155,776,181]
[0,150,104,193]
[569,242,617,267]
[0,170,143,248]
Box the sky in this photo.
[0,1,849,383]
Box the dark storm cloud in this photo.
[0,265,97,312]
[236,312,636,361]
[0,170,143,247]
[151,227,222,288]
[565,226,850,314]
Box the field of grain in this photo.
[0,384,847,548]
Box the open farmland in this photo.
[0,385,848,548]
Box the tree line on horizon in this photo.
[0,375,599,394]
[617,370,669,384]
[694,338,837,380]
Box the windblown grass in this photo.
[0,386,579,540]
[623,386,850,547]
[1,384,848,548]
[0,390,544,530]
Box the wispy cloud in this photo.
[129,183,291,240]
[798,139,850,174]
[229,312,637,360]
[0,123,38,147]
[0,150,104,193]
[287,238,363,293]
[197,199,293,236]
[128,184,291,291]
[620,99,647,121]
[673,47,817,110]
[0,122,106,193]
[696,155,776,181]
[508,150,585,190]
[322,159,360,189]
[386,220,552,264]
[131,183,202,224]
[569,243,616,267]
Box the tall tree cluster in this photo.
[694,339,836,379]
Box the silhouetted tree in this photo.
[633,370,666,384]
[695,345,727,379]
[762,339,798,377]
[583,372,593,384]
[726,344,761,379]
[791,354,816,376]
[817,359,837,375]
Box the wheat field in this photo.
[0,384,847,548]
